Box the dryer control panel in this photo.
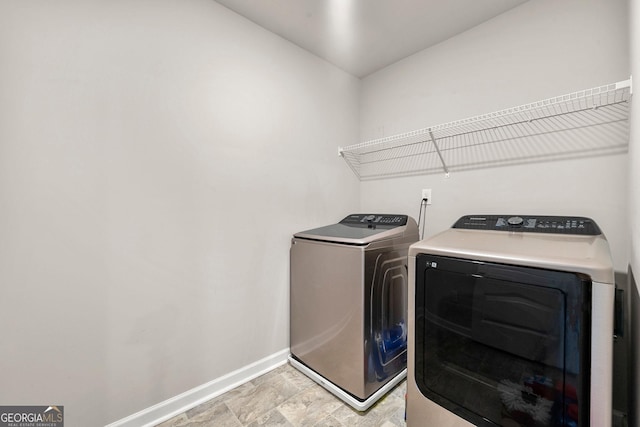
[453,215,601,235]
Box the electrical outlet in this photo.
[422,189,432,204]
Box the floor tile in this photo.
[155,363,407,427]
[188,401,242,427]
[246,408,294,427]
[226,384,281,424]
[312,414,344,427]
[277,384,343,426]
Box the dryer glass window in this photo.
[415,255,591,427]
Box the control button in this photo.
[360,215,376,223]
[507,216,524,227]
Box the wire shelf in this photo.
[339,78,632,180]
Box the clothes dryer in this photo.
[290,214,419,411]
[407,215,615,427]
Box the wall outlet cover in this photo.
[422,189,432,204]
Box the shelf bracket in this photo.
[428,130,450,177]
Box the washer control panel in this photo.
[340,214,408,227]
[453,215,601,235]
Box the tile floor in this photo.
[156,363,406,427]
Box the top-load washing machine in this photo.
[289,213,419,411]
[407,215,615,427]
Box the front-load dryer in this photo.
[407,215,615,427]
[290,213,419,411]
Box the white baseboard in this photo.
[105,348,290,427]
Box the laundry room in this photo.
[0,0,638,426]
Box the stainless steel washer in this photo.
[289,213,419,411]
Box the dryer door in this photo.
[415,254,592,427]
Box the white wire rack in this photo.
[339,78,632,180]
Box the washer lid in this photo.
[294,214,411,245]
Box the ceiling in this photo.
[214,0,529,78]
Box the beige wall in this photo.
[0,1,360,425]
